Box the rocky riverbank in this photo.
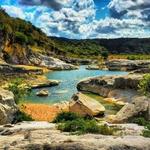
[106,59,150,71]
[0,121,150,150]
[77,74,150,123]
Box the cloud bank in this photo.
[1,0,150,39]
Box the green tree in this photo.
[101,50,109,60]
[14,32,28,44]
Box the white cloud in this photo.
[1,0,150,39]
[2,5,25,19]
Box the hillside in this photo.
[49,37,150,55]
[0,8,150,65]
[0,8,106,64]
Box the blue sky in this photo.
[0,0,150,39]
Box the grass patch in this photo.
[54,112,118,135]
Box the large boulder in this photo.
[69,93,105,116]
[107,96,149,123]
[0,88,18,125]
[106,59,150,71]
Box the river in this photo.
[26,66,127,105]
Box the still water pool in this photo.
[26,66,127,104]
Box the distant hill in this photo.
[49,37,150,55]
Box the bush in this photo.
[131,117,150,138]
[55,112,117,135]
[53,112,82,123]
[131,117,148,126]
[101,51,109,60]
[142,129,150,138]
[8,78,31,104]
[58,118,116,135]
[14,31,28,44]
[13,110,33,123]
[138,74,150,96]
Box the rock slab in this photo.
[0,88,18,125]
[69,93,105,116]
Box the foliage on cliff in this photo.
[0,8,106,60]
[0,7,150,63]
[49,36,150,56]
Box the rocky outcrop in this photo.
[77,74,141,102]
[86,64,108,70]
[106,59,150,71]
[29,54,78,70]
[36,89,49,97]
[0,88,18,125]
[29,76,60,89]
[69,93,105,116]
[0,121,150,150]
[131,68,150,74]
[60,57,94,65]
[107,96,149,123]
[0,62,43,75]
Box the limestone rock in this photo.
[0,88,18,125]
[69,93,105,116]
[36,89,49,97]
[29,54,79,70]
[106,59,150,71]
[30,76,60,89]
[77,75,139,102]
[0,121,150,150]
[107,96,149,123]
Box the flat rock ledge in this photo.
[77,74,143,102]
[0,121,149,150]
[106,59,150,71]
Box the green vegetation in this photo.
[101,50,109,60]
[0,8,150,61]
[131,117,150,138]
[138,74,150,97]
[13,110,33,123]
[54,112,118,135]
[50,37,107,58]
[8,78,31,104]
[53,112,82,123]
[109,54,150,60]
[14,32,28,44]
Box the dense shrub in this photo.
[13,110,33,123]
[8,78,31,104]
[142,128,150,138]
[54,112,117,135]
[58,118,116,135]
[53,112,82,123]
[101,51,109,60]
[131,117,150,138]
[131,117,149,126]
[14,32,28,44]
[138,74,150,96]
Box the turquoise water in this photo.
[26,66,127,104]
